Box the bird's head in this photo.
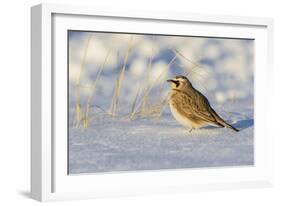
[166,75,192,90]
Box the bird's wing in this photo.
[172,89,239,131]
[179,90,217,123]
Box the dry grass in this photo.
[71,35,211,129]
[108,36,134,118]
[129,86,141,120]
[173,48,211,93]
[83,49,112,128]
[73,34,93,128]
[133,53,178,118]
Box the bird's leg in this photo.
[189,128,193,133]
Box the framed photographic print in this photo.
[31,3,274,201]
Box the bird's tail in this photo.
[217,120,239,132]
[211,109,239,132]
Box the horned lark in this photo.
[167,75,239,132]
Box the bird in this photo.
[166,75,239,132]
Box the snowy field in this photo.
[68,31,254,174]
[69,100,253,174]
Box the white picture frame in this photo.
[31,3,274,202]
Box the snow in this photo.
[69,101,253,174]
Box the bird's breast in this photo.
[169,102,199,129]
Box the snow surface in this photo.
[69,101,253,174]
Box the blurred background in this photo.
[68,31,254,123]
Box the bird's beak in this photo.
[167,79,177,84]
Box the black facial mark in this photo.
[174,80,180,87]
